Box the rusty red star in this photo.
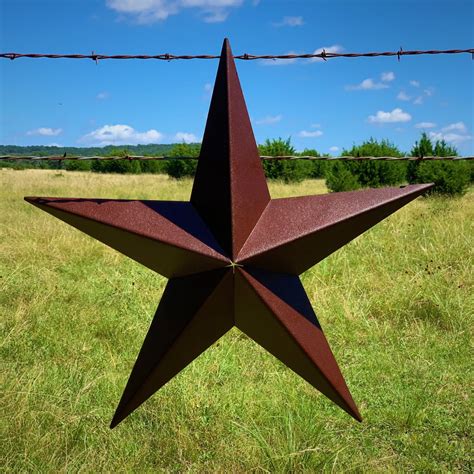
[25,39,433,428]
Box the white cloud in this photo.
[329,146,339,152]
[368,108,411,124]
[298,129,323,138]
[202,8,228,22]
[415,122,437,129]
[27,127,62,136]
[106,0,243,23]
[441,122,466,133]
[107,0,177,21]
[413,87,434,105]
[96,92,109,100]
[309,44,343,63]
[421,122,472,146]
[429,131,472,145]
[381,71,395,82]
[397,91,411,101]
[80,124,163,146]
[174,132,198,143]
[346,78,389,91]
[409,80,420,87]
[273,16,304,27]
[255,114,282,125]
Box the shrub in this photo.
[326,138,406,192]
[325,161,360,192]
[408,161,470,196]
[298,148,327,178]
[407,132,436,182]
[91,159,141,174]
[165,143,200,179]
[408,133,469,196]
[259,138,310,183]
[63,160,91,171]
[139,159,167,174]
[91,149,141,174]
[0,160,31,170]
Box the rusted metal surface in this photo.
[111,268,234,428]
[25,38,434,428]
[237,185,432,274]
[191,39,270,258]
[234,267,361,421]
[23,198,228,278]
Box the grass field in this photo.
[1,169,473,472]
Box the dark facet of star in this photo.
[111,268,234,428]
[25,38,433,428]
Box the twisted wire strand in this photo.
[1,155,472,161]
[2,48,473,62]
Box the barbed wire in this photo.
[1,155,472,162]
[1,48,473,62]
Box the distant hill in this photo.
[0,143,183,156]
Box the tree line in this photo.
[1,133,472,196]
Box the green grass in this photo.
[1,169,473,472]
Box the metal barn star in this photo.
[25,39,432,428]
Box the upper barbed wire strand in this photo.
[1,49,473,61]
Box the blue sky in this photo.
[1,0,473,154]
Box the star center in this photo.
[227,261,243,273]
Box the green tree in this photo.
[326,138,406,192]
[297,148,327,178]
[407,132,434,182]
[139,158,167,174]
[325,161,360,192]
[259,137,309,183]
[165,143,200,179]
[408,133,468,196]
[411,132,434,156]
[434,139,457,157]
[63,159,92,171]
[91,148,141,174]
